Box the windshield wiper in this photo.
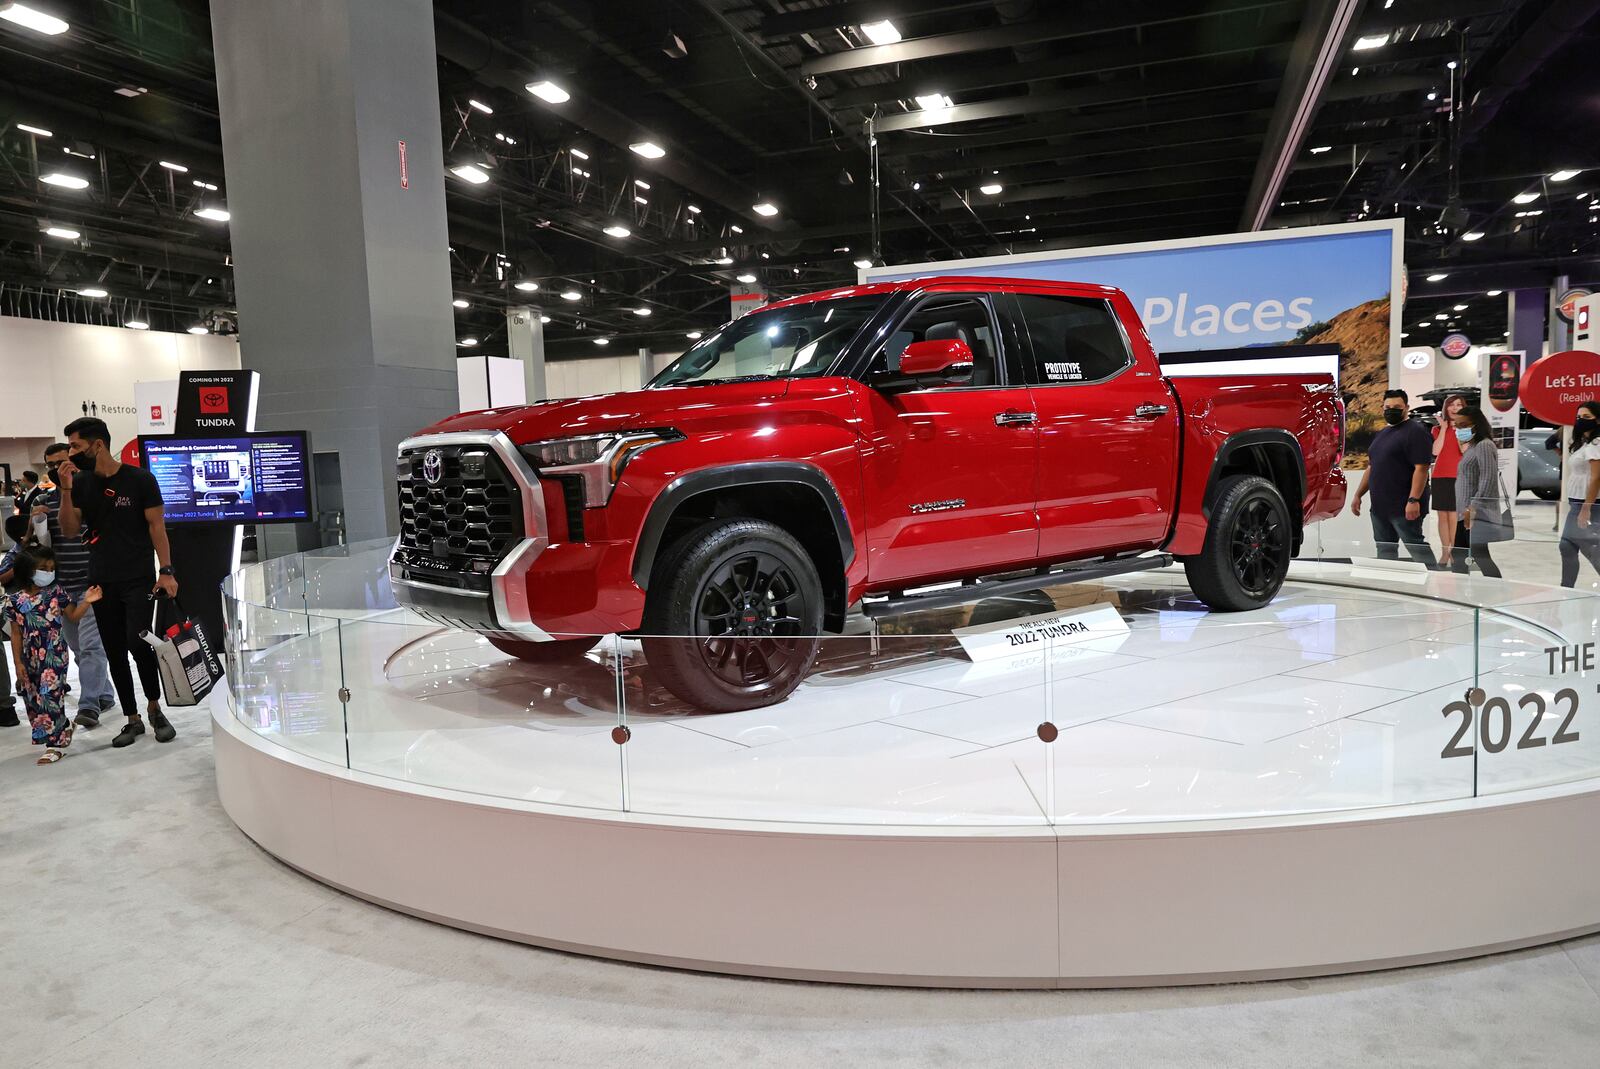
[673,373,780,387]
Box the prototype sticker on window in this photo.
[1044,361,1083,381]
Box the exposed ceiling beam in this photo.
[1239,0,1366,231]
[758,1,994,38]
[800,0,1293,77]
[872,66,1278,134]
[1359,0,1511,34]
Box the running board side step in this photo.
[861,554,1174,619]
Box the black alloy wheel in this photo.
[693,551,809,688]
[1183,473,1294,612]
[1229,495,1290,599]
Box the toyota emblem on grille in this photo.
[422,449,444,485]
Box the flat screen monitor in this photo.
[139,432,313,525]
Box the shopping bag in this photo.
[139,596,224,706]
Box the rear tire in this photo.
[641,518,824,712]
[485,635,599,663]
[1183,474,1293,612]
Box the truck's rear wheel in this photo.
[485,635,599,663]
[642,518,823,712]
[1184,474,1292,612]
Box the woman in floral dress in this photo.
[7,546,100,765]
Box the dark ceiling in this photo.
[2,0,1599,358]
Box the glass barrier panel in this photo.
[222,590,350,764]
[337,610,625,813]
[616,626,1050,827]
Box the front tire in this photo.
[1183,474,1293,612]
[641,518,824,712]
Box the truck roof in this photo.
[759,275,1126,313]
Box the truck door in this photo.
[856,291,1040,586]
[1006,291,1179,561]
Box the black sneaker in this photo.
[0,707,18,728]
[112,718,146,748]
[74,709,101,730]
[148,709,177,744]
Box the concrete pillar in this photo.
[506,305,547,402]
[1510,289,1547,365]
[1551,274,1573,355]
[210,0,458,543]
[637,347,653,389]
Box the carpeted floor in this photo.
[2,696,1598,1068]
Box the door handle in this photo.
[1134,404,1170,419]
[994,410,1038,427]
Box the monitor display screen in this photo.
[140,432,313,525]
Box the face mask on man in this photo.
[70,446,96,472]
[1383,408,1406,426]
[1576,416,1597,435]
[33,570,55,587]
[1455,428,1473,444]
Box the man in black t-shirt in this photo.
[59,417,180,747]
[1351,389,1439,567]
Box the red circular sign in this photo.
[1518,349,1600,426]
[119,438,140,466]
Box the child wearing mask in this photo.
[8,545,101,764]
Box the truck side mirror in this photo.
[899,338,974,378]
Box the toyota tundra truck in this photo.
[390,276,1346,711]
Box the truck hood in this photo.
[415,379,795,443]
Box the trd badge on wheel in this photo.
[422,449,444,485]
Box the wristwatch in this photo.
[1407,497,1422,504]
[158,566,175,576]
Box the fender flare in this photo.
[1202,430,1306,520]
[631,461,856,589]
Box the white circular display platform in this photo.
[216,557,1600,987]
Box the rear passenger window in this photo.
[1014,294,1132,385]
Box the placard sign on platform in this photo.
[1479,350,1525,499]
[174,369,258,435]
[1519,349,1600,425]
[953,605,1130,663]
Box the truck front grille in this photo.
[396,444,523,581]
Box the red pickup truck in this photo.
[391,277,1346,710]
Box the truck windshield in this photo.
[650,294,887,386]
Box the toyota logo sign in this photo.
[422,449,444,485]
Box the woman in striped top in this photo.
[1449,405,1505,579]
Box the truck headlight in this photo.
[520,430,683,506]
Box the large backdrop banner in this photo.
[862,219,1404,436]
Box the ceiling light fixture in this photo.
[913,93,953,111]
[714,256,734,265]
[159,160,188,173]
[1427,91,1438,101]
[526,80,571,104]
[450,163,490,184]
[634,195,648,205]
[514,281,539,292]
[603,224,631,238]
[1426,273,1448,282]
[195,206,230,222]
[1550,169,1581,182]
[1352,34,1388,50]
[187,324,209,335]
[1515,209,1544,217]
[729,224,743,234]
[1309,145,1332,154]
[593,337,610,346]
[1462,231,1484,241]
[452,298,469,309]
[0,3,70,35]
[752,201,779,217]
[39,171,88,190]
[853,257,874,270]
[633,307,652,317]
[76,286,107,298]
[1513,191,1539,204]
[193,179,218,191]
[860,19,901,45]
[634,178,650,189]
[539,314,551,324]
[1487,290,1503,297]
[686,204,701,214]
[468,98,493,114]
[686,330,703,340]
[629,140,666,159]
[561,289,582,301]
[42,224,79,239]
[979,182,1003,195]
[114,85,148,98]
[124,319,149,330]
[1350,66,1359,76]
[569,147,589,160]
[736,272,757,284]
[1446,60,1458,70]
[15,122,51,137]
[458,337,478,347]
[1454,304,1468,311]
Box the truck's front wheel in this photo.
[642,518,824,712]
[1184,474,1292,612]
